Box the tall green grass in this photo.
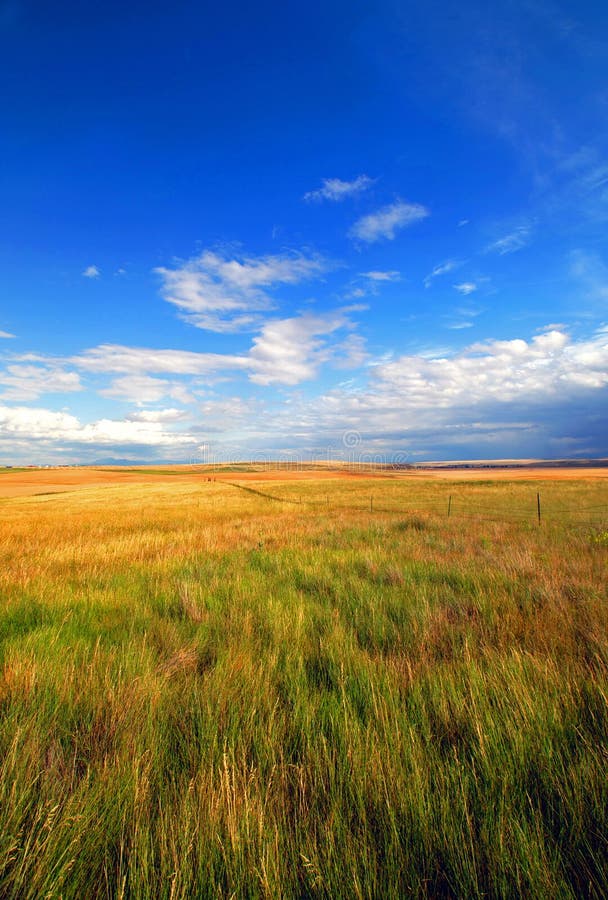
[0,476,606,897]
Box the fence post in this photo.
[537,492,541,525]
[370,496,373,513]
[448,495,452,517]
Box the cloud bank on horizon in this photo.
[1,0,608,463]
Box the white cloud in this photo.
[72,344,249,375]
[424,259,461,288]
[155,248,331,332]
[0,405,81,439]
[333,333,368,369]
[77,419,194,446]
[0,405,196,449]
[2,328,607,460]
[0,365,82,401]
[0,330,15,339]
[344,270,401,300]
[27,307,359,390]
[361,270,401,282]
[304,175,375,203]
[486,226,530,255]
[248,312,351,385]
[453,282,477,295]
[372,329,608,407]
[349,200,429,243]
[253,327,608,458]
[199,396,262,431]
[82,265,101,279]
[126,408,190,423]
[100,375,194,405]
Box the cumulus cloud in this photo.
[100,375,194,405]
[372,329,607,406]
[2,328,607,461]
[0,405,196,450]
[248,312,352,385]
[25,306,359,390]
[254,328,608,459]
[304,175,375,203]
[82,265,101,279]
[0,365,82,401]
[155,248,331,332]
[349,201,429,243]
[82,326,605,402]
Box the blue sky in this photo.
[1,0,607,463]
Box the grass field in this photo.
[0,466,607,898]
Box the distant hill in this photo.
[77,456,608,470]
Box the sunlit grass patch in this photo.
[0,474,606,896]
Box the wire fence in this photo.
[223,481,608,528]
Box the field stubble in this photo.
[0,470,607,898]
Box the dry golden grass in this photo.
[0,468,606,897]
